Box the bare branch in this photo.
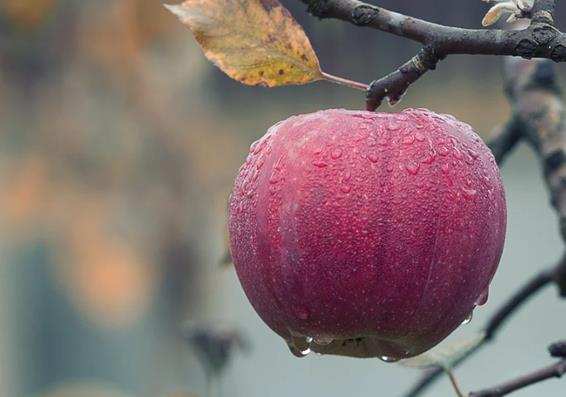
[502,58,566,241]
[300,0,565,58]
[549,340,566,358]
[530,0,556,24]
[299,0,437,44]
[299,0,566,108]
[486,121,522,165]
[468,358,566,397]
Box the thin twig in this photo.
[486,121,522,165]
[365,46,443,110]
[549,340,566,358]
[445,368,466,397]
[468,358,566,397]
[321,71,368,91]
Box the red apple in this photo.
[228,108,506,360]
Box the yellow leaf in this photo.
[164,0,323,87]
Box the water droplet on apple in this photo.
[368,154,379,163]
[294,306,310,320]
[314,336,333,346]
[475,288,489,306]
[403,135,415,145]
[252,171,260,182]
[422,150,436,164]
[341,185,351,194]
[331,148,343,159]
[288,342,311,358]
[406,162,420,175]
[462,311,473,325]
[387,121,400,131]
[253,140,267,155]
[312,160,328,168]
[379,355,399,363]
[352,113,377,120]
[468,149,480,159]
[461,187,478,200]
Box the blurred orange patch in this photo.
[0,157,50,227]
[56,208,159,329]
[2,0,60,30]
[41,382,135,397]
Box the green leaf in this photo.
[398,332,486,370]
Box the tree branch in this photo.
[549,340,566,358]
[365,46,444,110]
[299,0,563,57]
[530,0,556,24]
[486,121,522,165]
[468,358,566,397]
[299,0,565,109]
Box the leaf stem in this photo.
[321,71,368,91]
[444,367,466,397]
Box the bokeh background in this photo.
[1,1,565,396]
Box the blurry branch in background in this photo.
[468,340,566,397]
[183,325,249,397]
[298,0,563,110]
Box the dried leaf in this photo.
[398,332,486,370]
[165,0,323,87]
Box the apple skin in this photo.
[229,108,506,360]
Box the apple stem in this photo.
[321,71,369,91]
[445,367,466,397]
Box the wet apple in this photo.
[229,108,506,360]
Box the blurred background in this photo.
[0,1,565,396]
